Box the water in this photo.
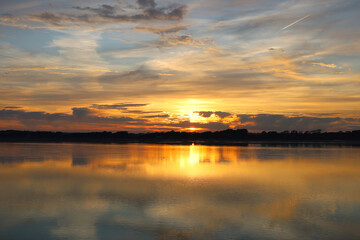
[0,143,359,240]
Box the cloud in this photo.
[0,103,167,131]
[133,25,187,35]
[1,0,188,30]
[0,0,41,12]
[310,62,337,69]
[142,5,187,21]
[124,110,162,114]
[0,107,226,132]
[0,108,70,122]
[237,114,360,132]
[4,106,22,109]
[268,48,285,53]
[0,13,71,29]
[210,13,289,36]
[1,107,360,132]
[75,4,118,16]
[29,12,98,27]
[154,34,217,51]
[99,66,160,84]
[196,111,213,118]
[73,1,187,23]
[195,111,231,118]
[214,111,232,118]
[0,108,140,130]
[161,34,213,45]
[137,0,157,9]
[143,114,170,118]
[31,12,72,26]
[91,103,148,110]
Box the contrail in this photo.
[282,15,310,30]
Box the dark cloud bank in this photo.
[0,106,359,132]
[238,114,360,132]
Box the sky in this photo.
[0,0,359,132]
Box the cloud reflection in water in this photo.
[0,143,359,240]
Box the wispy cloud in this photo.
[310,62,337,69]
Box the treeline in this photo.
[0,129,360,144]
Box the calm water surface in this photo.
[0,143,359,240]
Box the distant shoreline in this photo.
[1,141,360,148]
[1,129,360,146]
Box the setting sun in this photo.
[184,127,205,132]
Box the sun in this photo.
[187,127,201,132]
[180,127,208,132]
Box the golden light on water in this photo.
[180,143,200,167]
[0,143,360,240]
[7,143,359,180]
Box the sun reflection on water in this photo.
[0,143,360,240]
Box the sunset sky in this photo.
[1,0,359,132]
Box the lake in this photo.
[0,143,359,240]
